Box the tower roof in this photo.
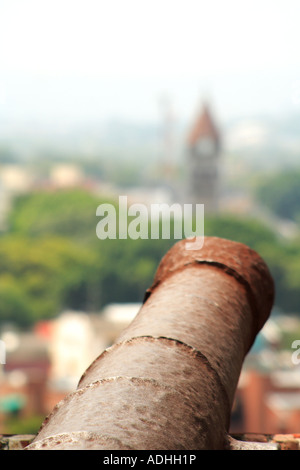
[187,103,220,146]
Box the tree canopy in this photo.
[1,187,300,328]
[254,169,300,222]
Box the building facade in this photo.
[186,103,221,212]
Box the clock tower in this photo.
[186,102,221,212]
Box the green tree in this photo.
[204,213,278,249]
[254,169,300,221]
[5,187,300,325]
[0,236,98,325]
[8,189,113,242]
[0,276,32,328]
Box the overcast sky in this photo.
[0,0,299,126]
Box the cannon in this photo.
[26,237,274,450]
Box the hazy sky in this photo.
[0,0,300,126]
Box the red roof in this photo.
[34,320,54,339]
[187,103,220,146]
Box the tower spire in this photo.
[186,100,221,211]
[187,101,219,147]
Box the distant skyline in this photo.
[0,0,300,127]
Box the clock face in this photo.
[195,137,215,156]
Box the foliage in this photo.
[204,213,278,248]
[0,235,98,326]
[8,189,106,241]
[254,169,300,222]
[4,413,44,435]
[2,187,300,328]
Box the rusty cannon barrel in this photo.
[26,236,274,450]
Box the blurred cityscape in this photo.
[1,100,300,436]
[1,0,300,440]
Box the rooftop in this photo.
[187,103,220,146]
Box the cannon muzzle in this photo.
[26,237,274,450]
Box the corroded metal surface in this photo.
[8,432,300,450]
[26,237,274,450]
[23,432,134,450]
[226,436,280,450]
[144,236,274,335]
